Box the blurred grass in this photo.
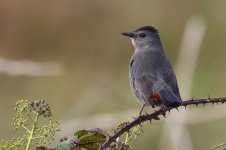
[0,0,226,149]
[189,114,226,149]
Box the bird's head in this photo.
[121,26,160,49]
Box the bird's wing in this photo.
[133,76,154,99]
[161,64,181,98]
[129,58,155,100]
[152,63,182,107]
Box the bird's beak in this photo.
[121,32,135,38]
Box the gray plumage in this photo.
[122,26,181,108]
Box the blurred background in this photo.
[0,0,226,149]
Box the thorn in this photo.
[196,103,198,107]
[220,97,225,104]
[161,109,167,117]
[208,94,211,99]
[203,102,206,107]
[162,113,166,118]
[191,97,194,101]
[175,107,179,112]
[154,116,160,120]
[184,105,187,109]
[132,116,136,119]
[149,119,152,124]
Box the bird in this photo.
[121,26,182,114]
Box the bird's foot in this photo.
[159,105,168,117]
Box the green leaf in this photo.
[78,133,106,150]
[80,133,106,142]
[54,139,71,150]
[74,130,88,139]
[36,146,47,150]
[87,128,102,134]
[82,143,100,150]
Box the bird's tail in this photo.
[154,82,182,107]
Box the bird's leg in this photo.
[139,104,145,116]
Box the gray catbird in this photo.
[121,26,182,114]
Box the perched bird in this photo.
[121,26,182,114]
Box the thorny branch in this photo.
[98,97,226,150]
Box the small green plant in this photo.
[3,97,225,149]
[107,121,142,150]
[0,99,60,150]
[51,124,140,150]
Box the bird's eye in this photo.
[139,33,146,38]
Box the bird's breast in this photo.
[132,50,165,74]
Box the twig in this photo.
[209,143,226,150]
[98,97,226,150]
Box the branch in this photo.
[99,97,226,150]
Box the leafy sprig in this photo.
[0,99,60,150]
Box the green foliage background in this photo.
[0,1,226,149]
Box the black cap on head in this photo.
[134,26,158,33]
